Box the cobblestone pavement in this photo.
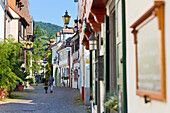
[0,85,88,113]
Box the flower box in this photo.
[17,85,24,91]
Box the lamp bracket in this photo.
[89,25,101,33]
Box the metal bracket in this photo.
[144,95,151,104]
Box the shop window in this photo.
[130,1,165,102]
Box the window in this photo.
[74,69,78,81]
[72,42,74,54]
[75,39,79,51]
[130,1,165,101]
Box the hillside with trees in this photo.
[34,21,63,38]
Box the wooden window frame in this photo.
[130,1,166,101]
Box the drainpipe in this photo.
[122,0,127,113]
[4,10,7,40]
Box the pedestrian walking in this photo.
[35,76,38,86]
[44,80,48,94]
[48,75,54,93]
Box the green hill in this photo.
[34,21,63,38]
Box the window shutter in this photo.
[104,15,110,92]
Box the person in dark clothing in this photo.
[35,77,38,86]
[44,80,48,94]
[48,75,54,93]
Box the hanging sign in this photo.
[23,41,33,50]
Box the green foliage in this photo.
[28,77,35,84]
[45,50,52,78]
[32,25,46,74]
[104,91,118,111]
[41,78,47,83]
[0,37,23,91]
[34,21,63,38]
[34,25,43,38]
[13,61,26,81]
[61,77,69,80]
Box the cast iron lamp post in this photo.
[62,10,71,25]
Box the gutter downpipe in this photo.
[4,10,7,40]
[122,0,127,113]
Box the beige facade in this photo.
[126,0,170,113]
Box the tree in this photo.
[32,25,45,74]
[44,30,48,37]
[34,25,43,38]
[45,50,52,78]
[0,37,23,91]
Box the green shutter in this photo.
[104,15,110,93]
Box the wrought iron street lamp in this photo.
[88,32,97,50]
[62,10,71,25]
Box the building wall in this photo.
[9,19,18,41]
[6,14,12,39]
[53,64,58,86]
[9,7,20,41]
[15,0,33,36]
[0,2,5,40]
[126,0,170,113]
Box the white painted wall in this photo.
[0,2,5,41]
[10,19,18,41]
[52,64,57,86]
[9,7,19,41]
[126,0,170,113]
[6,14,12,39]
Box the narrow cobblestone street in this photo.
[0,85,88,113]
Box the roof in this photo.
[62,28,74,34]
[1,1,13,19]
[20,17,29,27]
[50,39,56,42]
[57,44,64,52]
[7,0,15,10]
[8,6,23,18]
[56,32,60,37]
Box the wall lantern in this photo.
[62,10,71,25]
[88,32,97,50]
[88,24,100,50]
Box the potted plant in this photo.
[0,86,2,100]
[27,77,35,86]
[0,87,7,100]
[17,82,24,91]
[104,91,118,113]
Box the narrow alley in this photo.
[0,85,88,113]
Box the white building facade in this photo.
[126,0,170,113]
[0,0,5,41]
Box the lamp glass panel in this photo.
[89,40,97,50]
[63,17,71,25]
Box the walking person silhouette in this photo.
[48,75,54,93]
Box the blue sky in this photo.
[28,0,78,27]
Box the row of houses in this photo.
[47,0,170,113]
[76,0,170,113]
[0,0,33,64]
